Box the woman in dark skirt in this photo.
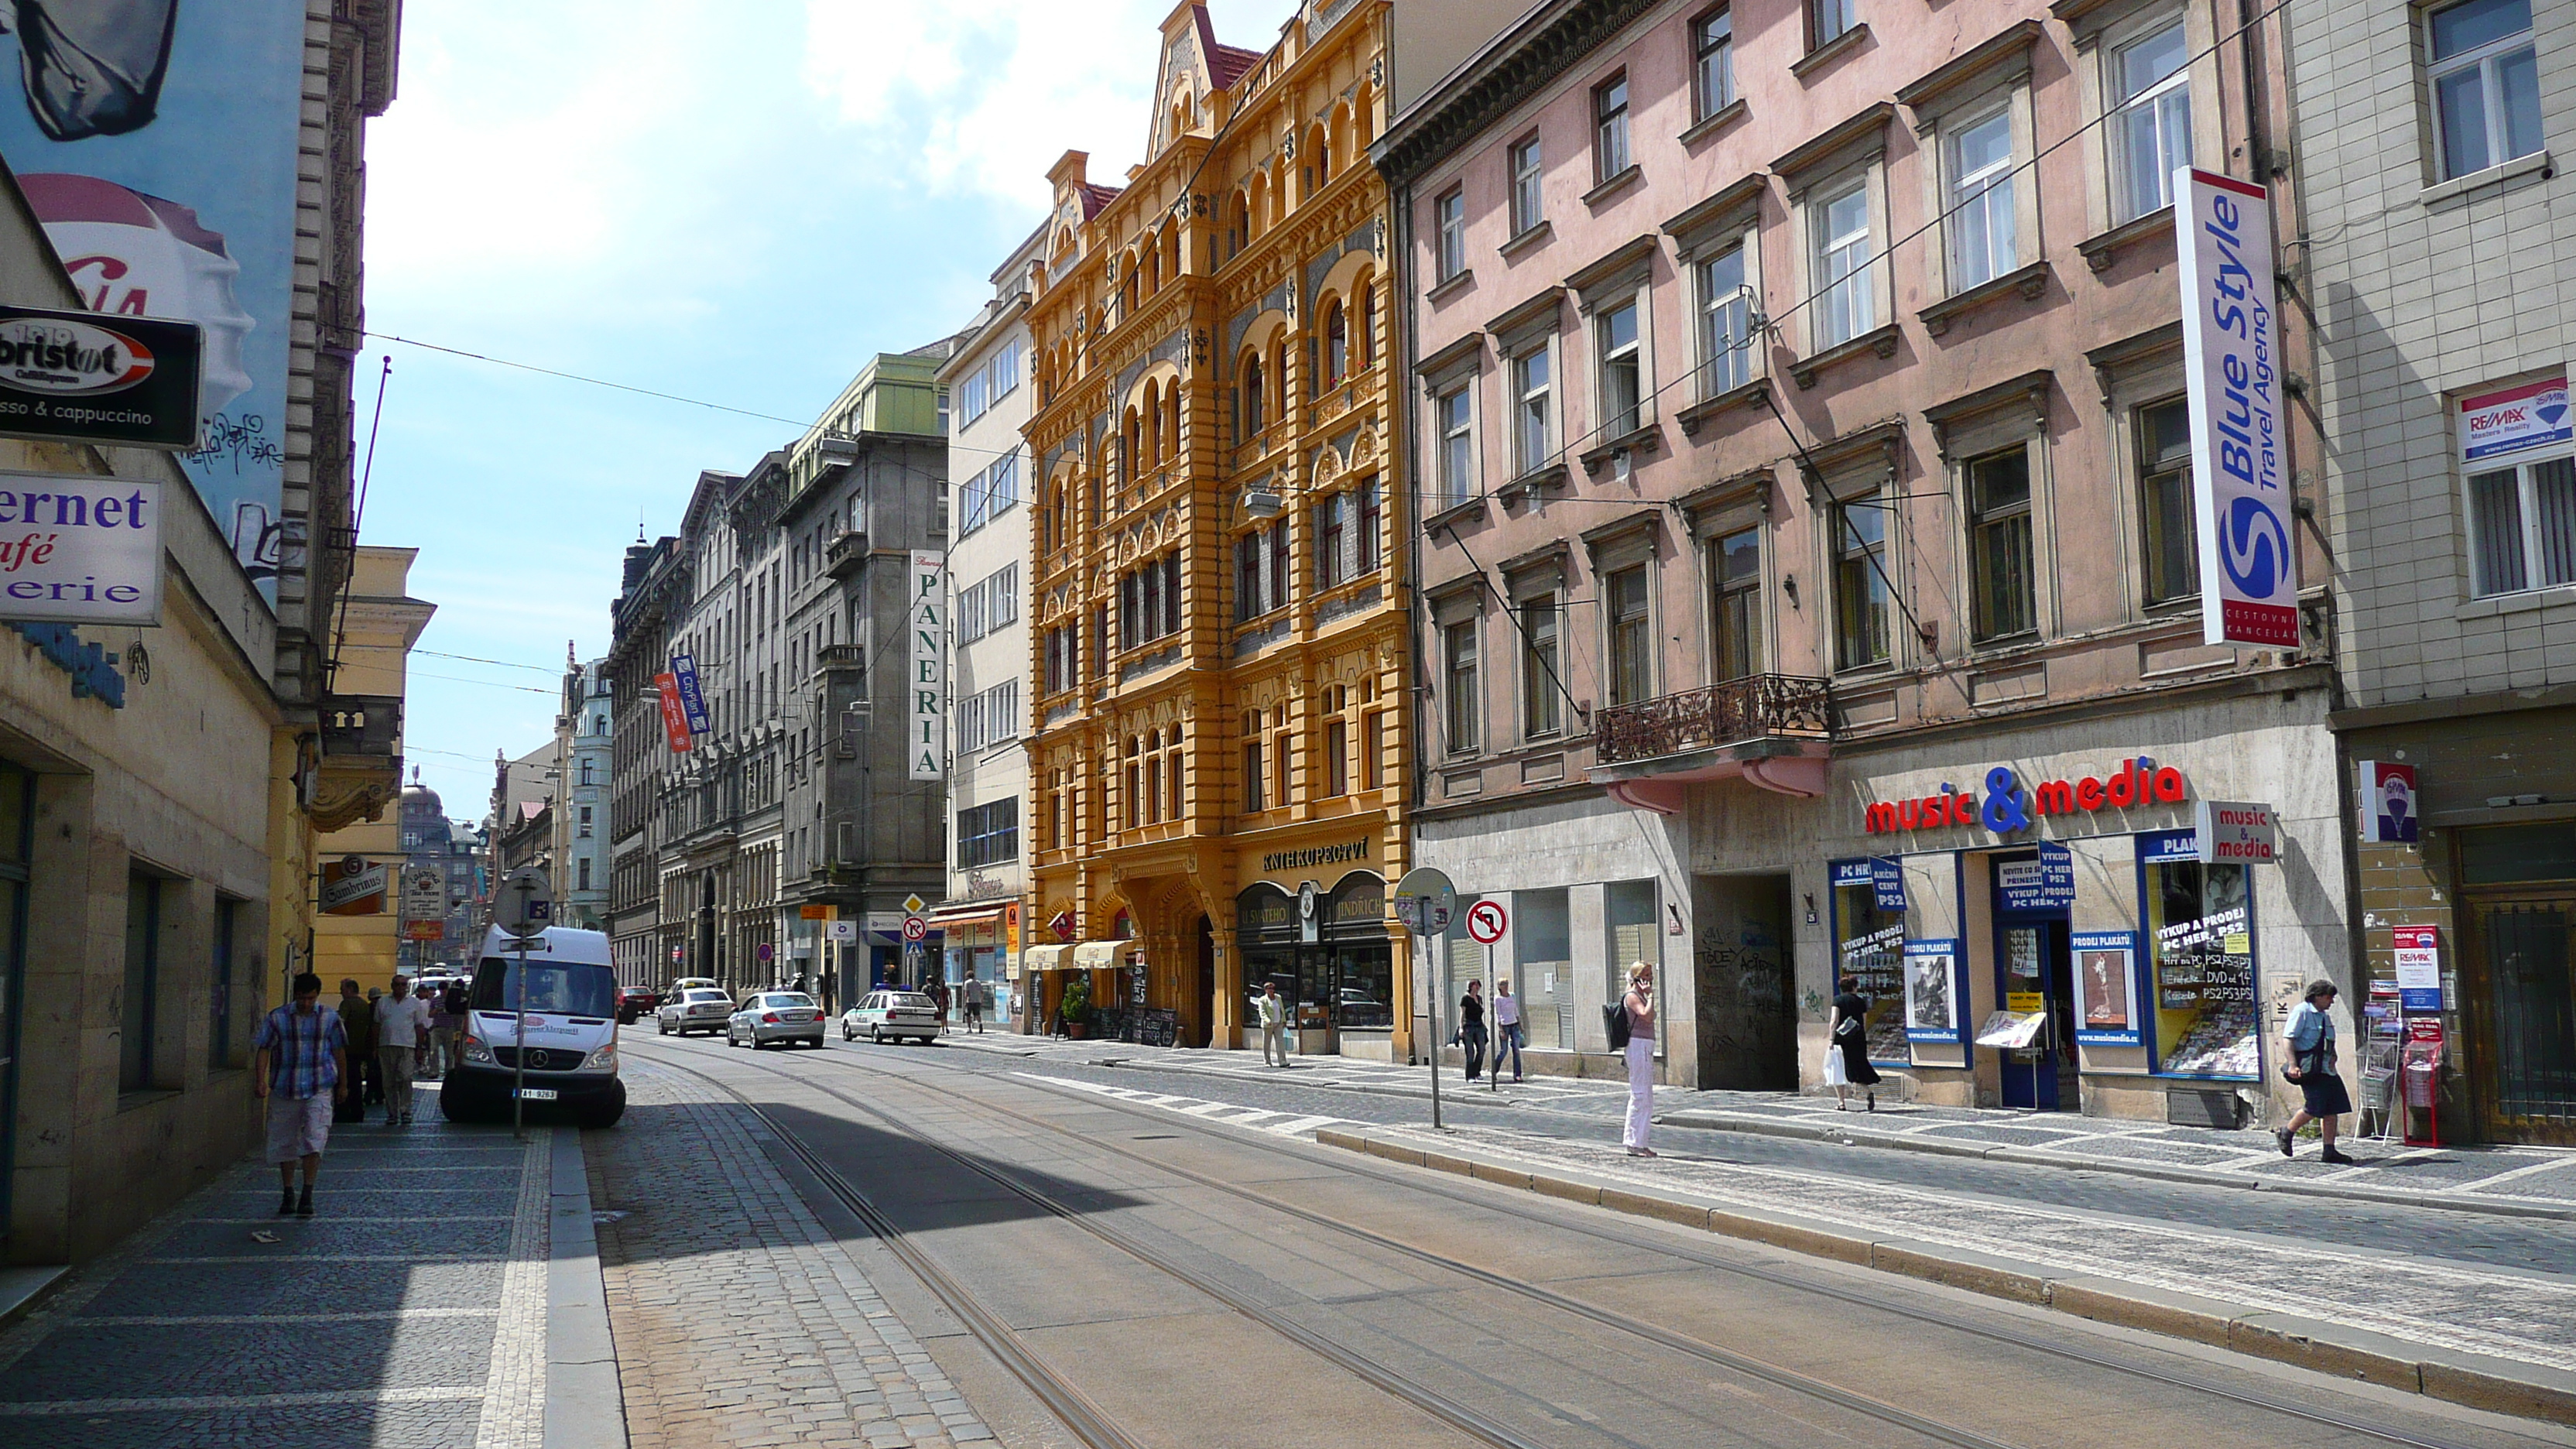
[1826,983,1882,1111]
[2278,978,2354,1163]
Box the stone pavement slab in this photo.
[586,1060,999,1449]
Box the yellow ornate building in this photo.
[1022,0,1410,1057]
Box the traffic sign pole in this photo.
[495,868,554,1142]
[1392,868,1458,1132]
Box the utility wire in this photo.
[412,646,564,675]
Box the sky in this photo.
[366,0,1291,820]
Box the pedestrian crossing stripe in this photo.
[1014,1072,1346,1140]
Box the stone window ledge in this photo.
[1918,261,2051,336]
[1498,221,1554,260]
[2459,582,2576,620]
[1791,24,1872,80]
[2420,149,2553,209]
[1677,377,1773,436]
[1678,99,1749,147]
[1790,324,1901,390]
[1427,269,1475,305]
[2077,206,2172,272]
[1582,164,1644,209]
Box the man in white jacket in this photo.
[374,975,433,1127]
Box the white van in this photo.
[441,926,625,1128]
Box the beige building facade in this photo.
[310,548,433,994]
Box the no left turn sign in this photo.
[1465,899,1508,945]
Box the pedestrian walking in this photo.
[1621,961,1658,1156]
[335,979,377,1122]
[254,971,350,1218]
[1492,979,1525,1083]
[375,975,432,1127]
[427,979,463,1079]
[930,979,952,1024]
[962,977,986,1033]
[2278,979,2355,1163]
[1825,982,1882,1112]
[1458,978,1488,1081]
[1257,981,1288,1067]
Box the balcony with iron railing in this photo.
[1591,673,1835,811]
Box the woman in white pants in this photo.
[1622,961,1657,1156]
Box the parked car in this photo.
[656,988,733,1036]
[728,991,825,1050]
[615,983,661,1025]
[843,990,945,1045]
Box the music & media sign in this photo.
[2177,168,2297,649]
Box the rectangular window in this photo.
[1444,620,1481,754]
[1244,736,1266,812]
[2431,0,2543,180]
[1437,385,1475,507]
[1436,188,1466,281]
[2146,853,2257,1077]
[1694,9,1736,120]
[1269,520,1292,611]
[578,804,594,838]
[1947,108,2016,289]
[957,798,1021,868]
[1509,135,1544,235]
[1697,247,1751,396]
[1605,566,1652,705]
[1314,492,1348,590]
[1814,182,1873,348]
[1512,344,1553,474]
[1812,0,1857,46]
[578,857,594,891]
[1598,300,1641,438]
[1362,711,1384,790]
[1326,718,1348,797]
[987,450,1018,514]
[1967,447,2036,641]
[211,896,237,1067]
[122,872,159,1091]
[1834,493,1890,669]
[1713,526,1762,680]
[2138,398,2198,604]
[1594,73,1631,180]
[1237,533,1263,621]
[2110,19,2191,223]
[1520,596,1560,737]
[2467,454,2576,596]
[1356,478,1381,575]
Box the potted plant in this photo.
[1060,973,1093,1040]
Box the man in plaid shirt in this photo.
[253,971,351,1218]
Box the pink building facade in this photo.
[1379,0,2353,1125]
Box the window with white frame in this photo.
[1436,382,1475,507]
[1512,342,1553,474]
[2108,18,2191,224]
[1812,0,1857,47]
[2429,0,2543,181]
[957,340,1019,430]
[955,679,1022,754]
[1947,108,2016,289]
[1597,300,1643,438]
[1813,181,1874,348]
[954,564,1018,644]
[2467,450,2576,597]
[1694,9,1736,121]
[1509,135,1544,235]
[1436,189,1466,281]
[1698,246,1751,396]
[1595,74,1631,180]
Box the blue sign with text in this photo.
[1870,857,1907,912]
[670,653,711,735]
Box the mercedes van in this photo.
[441,926,626,1128]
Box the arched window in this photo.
[1228,192,1250,258]
[1324,300,1348,387]
[1358,276,1377,368]
[1142,381,1163,468]
[1165,385,1181,466]
[1122,406,1142,484]
[1242,351,1266,434]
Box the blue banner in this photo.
[1870,857,1906,912]
[0,2,307,598]
[670,653,711,735]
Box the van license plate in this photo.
[516,1088,558,1101]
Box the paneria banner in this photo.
[909,550,944,781]
[0,472,162,625]
[2176,168,2297,649]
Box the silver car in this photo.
[728,991,826,1050]
[656,988,732,1036]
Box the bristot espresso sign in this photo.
[0,471,162,625]
[0,306,202,450]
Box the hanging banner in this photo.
[908,549,945,781]
[669,652,711,735]
[0,473,162,625]
[1869,857,1907,912]
[320,855,386,916]
[0,4,308,596]
[2176,167,2297,649]
[654,671,693,753]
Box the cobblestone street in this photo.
[586,1061,995,1449]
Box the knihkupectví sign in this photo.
[2176,167,2297,650]
[0,307,202,450]
[0,473,162,625]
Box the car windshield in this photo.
[762,994,814,1008]
[472,957,616,1019]
[685,990,728,1003]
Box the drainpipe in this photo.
[1389,159,1427,1067]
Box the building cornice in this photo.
[1374,0,1660,188]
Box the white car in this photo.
[842,990,946,1045]
[729,991,826,1050]
[656,988,732,1036]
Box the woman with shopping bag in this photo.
[1825,982,1880,1112]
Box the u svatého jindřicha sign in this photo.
[0,306,202,450]
[1864,757,2189,836]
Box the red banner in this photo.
[655,672,694,753]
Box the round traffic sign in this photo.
[1466,899,1509,945]
[902,916,928,942]
[1392,866,1458,935]
[495,866,554,938]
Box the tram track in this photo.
[679,1034,2540,1449]
[640,1043,2028,1449]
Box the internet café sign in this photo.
[1863,757,2190,838]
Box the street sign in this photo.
[901,917,927,943]
[903,894,927,914]
[1391,866,1457,935]
[495,866,554,938]
[1465,899,1508,945]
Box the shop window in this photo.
[1829,862,1910,1062]
[2429,0,2543,181]
[1605,566,1652,705]
[1515,887,1573,1049]
[1711,526,1762,681]
[2465,451,2576,597]
[1834,492,1890,669]
[1606,881,1660,1030]
[2108,17,2191,224]
[2137,398,2198,605]
[2460,821,2576,883]
[211,896,238,1067]
[1966,447,2036,642]
[1519,596,1561,738]
[2146,844,2258,1078]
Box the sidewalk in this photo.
[0,1088,617,1449]
[945,1033,2576,1220]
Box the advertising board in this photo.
[0,473,160,625]
[2176,168,2297,648]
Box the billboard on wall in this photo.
[2175,168,2297,649]
[0,2,307,597]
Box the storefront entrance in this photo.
[1994,914,2077,1111]
[2458,824,2576,1144]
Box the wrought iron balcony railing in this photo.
[1593,673,1834,767]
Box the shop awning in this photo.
[1070,940,1125,970]
[932,899,1010,924]
[1022,944,1070,973]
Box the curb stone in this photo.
[1654,1108,2576,1223]
[1313,1125,2576,1427]
[549,1129,628,1449]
